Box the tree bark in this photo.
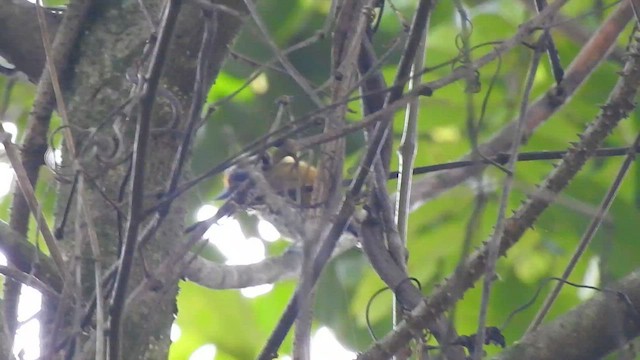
[495,269,640,360]
[1,0,247,358]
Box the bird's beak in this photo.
[215,189,233,200]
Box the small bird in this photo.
[187,151,359,247]
[218,153,317,210]
[219,152,321,242]
[186,152,319,241]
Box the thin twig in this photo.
[394,0,429,341]
[473,35,545,360]
[536,0,564,84]
[34,0,78,157]
[388,145,640,179]
[0,265,59,300]
[78,176,105,360]
[242,0,324,107]
[33,1,97,354]
[138,8,218,250]
[210,30,327,112]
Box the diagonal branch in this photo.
[0,221,63,292]
[473,32,545,360]
[527,132,640,332]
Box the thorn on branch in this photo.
[450,326,506,355]
[419,86,433,97]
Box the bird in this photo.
[217,152,317,211]
[185,152,318,240]
[217,152,321,242]
[186,151,359,248]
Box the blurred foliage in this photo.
[1,0,638,359]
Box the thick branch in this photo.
[495,269,640,360]
[0,221,62,292]
[0,0,62,81]
[183,251,301,288]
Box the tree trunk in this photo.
[1,0,247,358]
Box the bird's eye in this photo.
[228,171,249,184]
[260,153,272,170]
